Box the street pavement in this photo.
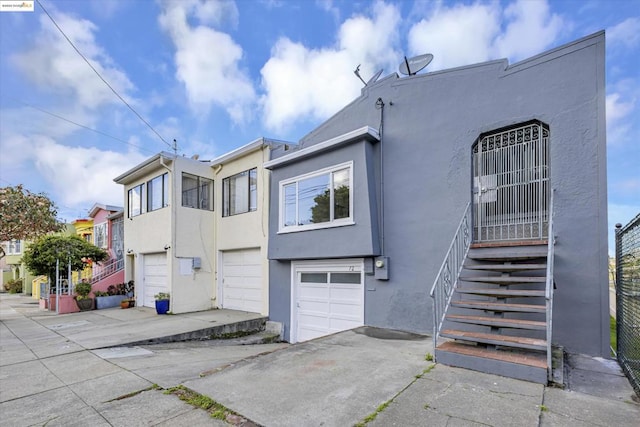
[1,293,639,426]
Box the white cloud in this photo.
[408,2,500,69]
[32,137,146,208]
[158,0,254,124]
[493,0,564,60]
[408,0,565,70]
[607,17,640,49]
[11,10,135,110]
[260,1,401,132]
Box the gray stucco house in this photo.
[265,31,608,383]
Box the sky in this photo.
[0,0,638,254]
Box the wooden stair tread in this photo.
[451,300,545,312]
[461,276,546,284]
[464,264,547,271]
[441,329,547,350]
[457,289,545,297]
[437,341,547,369]
[446,314,546,330]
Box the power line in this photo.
[35,0,174,151]
[15,99,156,155]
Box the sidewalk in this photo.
[1,293,639,426]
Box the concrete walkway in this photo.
[1,293,639,426]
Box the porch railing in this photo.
[430,203,472,356]
[545,188,555,381]
[91,257,124,284]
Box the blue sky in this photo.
[0,0,638,253]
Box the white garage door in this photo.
[221,248,262,313]
[292,260,364,343]
[143,253,168,308]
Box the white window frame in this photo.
[278,161,354,233]
[7,240,22,255]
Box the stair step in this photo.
[457,289,545,297]
[451,300,545,313]
[464,263,547,272]
[441,329,547,351]
[467,245,547,262]
[437,341,547,369]
[446,314,546,330]
[461,276,546,284]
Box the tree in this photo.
[310,185,350,224]
[22,235,108,284]
[0,185,63,258]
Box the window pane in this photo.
[284,183,296,226]
[333,168,350,220]
[230,171,248,215]
[148,175,163,211]
[300,273,328,283]
[223,177,230,217]
[199,177,213,210]
[129,185,142,217]
[162,173,168,207]
[299,173,330,225]
[330,272,360,284]
[249,168,257,212]
[182,173,198,208]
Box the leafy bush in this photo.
[93,291,109,297]
[75,281,92,299]
[155,292,170,300]
[5,279,23,294]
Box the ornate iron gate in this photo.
[473,121,550,242]
[615,214,640,397]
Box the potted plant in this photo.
[154,292,170,314]
[75,280,93,311]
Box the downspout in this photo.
[375,98,386,256]
[159,156,175,301]
[212,163,223,307]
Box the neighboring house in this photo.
[87,203,125,292]
[71,218,94,282]
[1,239,37,294]
[265,31,608,383]
[114,141,290,314]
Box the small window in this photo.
[182,173,213,211]
[128,184,144,218]
[7,240,21,255]
[223,168,257,217]
[94,222,108,249]
[280,162,353,232]
[147,173,169,212]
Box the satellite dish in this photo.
[366,69,383,85]
[399,53,433,76]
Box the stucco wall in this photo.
[268,32,608,356]
[214,148,271,315]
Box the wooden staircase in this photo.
[434,242,551,384]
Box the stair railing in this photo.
[91,257,124,284]
[545,189,555,381]
[430,202,472,356]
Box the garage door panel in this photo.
[143,253,168,308]
[221,249,263,313]
[294,261,363,343]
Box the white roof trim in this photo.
[264,126,379,169]
[210,138,264,166]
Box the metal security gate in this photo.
[473,121,550,242]
[615,214,640,397]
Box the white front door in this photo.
[220,248,262,313]
[291,259,364,343]
[142,253,168,307]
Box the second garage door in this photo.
[292,260,364,343]
[220,248,263,313]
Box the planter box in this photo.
[96,295,127,309]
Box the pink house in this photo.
[88,203,125,294]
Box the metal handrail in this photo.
[91,257,124,284]
[545,188,555,381]
[430,203,472,356]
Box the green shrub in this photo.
[75,281,92,299]
[5,279,23,294]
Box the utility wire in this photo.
[35,0,173,150]
[15,99,156,155]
